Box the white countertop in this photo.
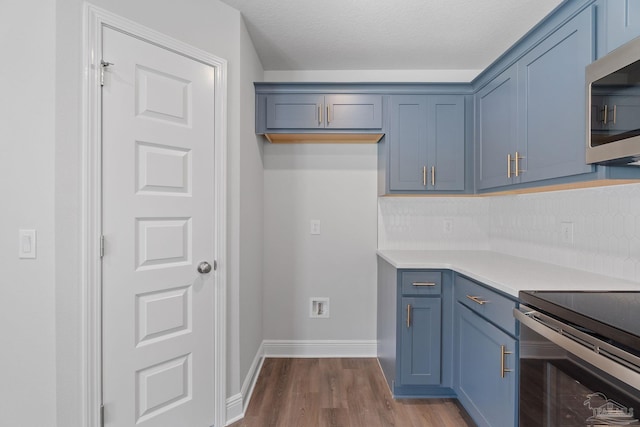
[377,250,640,298]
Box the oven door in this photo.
[515,306,640,427]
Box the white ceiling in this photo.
[221,0,564,72]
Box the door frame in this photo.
[82,4,228,426]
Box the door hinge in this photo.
[100,235,105,258]
[100,59,114,87]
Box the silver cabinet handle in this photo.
[413,282,436,287]
[466,294,489,305]
[318,104,322,125]
[431,166,435,187]
[197,261,212,274]
[501,345,513,378]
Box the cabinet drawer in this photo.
[401,271,442,296]
[455,275,516,336]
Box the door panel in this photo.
[400,297,442,386]
[266,94,324,129]
[430,96,465,191]
[476,65,518,190]
[389,95,429,191]
[325,94,383,129]
[102,27,216,427]
[456,304,516,427]
[519,8,594,183]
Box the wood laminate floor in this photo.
[229,358,476,427]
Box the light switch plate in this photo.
[19,229,36,259]
[310,220,321,235]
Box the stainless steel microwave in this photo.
[586,36,640,166]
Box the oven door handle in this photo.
[514,306,640,392]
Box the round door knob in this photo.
[197,261,212,274]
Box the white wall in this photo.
[1,1,57,425]
[379,183,640,283]
[263,144,378,342]
[238,18,265,391]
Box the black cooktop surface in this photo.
[519,291,640,356]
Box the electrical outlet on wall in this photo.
[561,222,574,244]
[309,297,330,318]
[443,218,454,234]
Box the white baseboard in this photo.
[224,393,243,426]
[225,339,377,425]
[263,339,377,358]
[225,341,265,426]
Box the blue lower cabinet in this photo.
[400,297,442,386]
[456,303,517,427]
[377,262,455,398]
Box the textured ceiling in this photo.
[221,0,564,71]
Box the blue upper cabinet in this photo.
[430,96,467,191]
[597,0,640,57]
[517,6,595,183]
[389,95,429,191]
[264,93,382,131]
[388,95,466,192]
[476,6,596,191]
[266,94,325,129]
[476,66,519,190]
[325,94,383,129]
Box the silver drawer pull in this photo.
[466,294,489,305]
[413,282,436,287]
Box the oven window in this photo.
[520,329,640,426]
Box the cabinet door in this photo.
[428,95,465,191]
[456,304,517,427]
[325,94,383,129]
[266,94,324,129]
[603,0,640,54]
[476,65,518,190]
[400,297,442,386]
[389,95,429,191]
[518,7,595,183]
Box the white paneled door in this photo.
[101,27,216,427]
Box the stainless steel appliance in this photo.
[586,36,640,166]
[515,291,640,426]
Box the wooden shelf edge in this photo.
[264,133,384,144]
[380,179,640,198]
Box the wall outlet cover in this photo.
[309,297,330,318]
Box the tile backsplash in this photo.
[378,183,640,283]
